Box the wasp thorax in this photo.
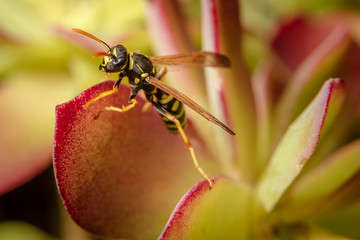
[99,45,128,72]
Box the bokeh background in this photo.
[1,0,360,239]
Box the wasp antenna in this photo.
[93,52,113,58]
[72,28,111,51]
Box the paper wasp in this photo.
[72,28,235,188]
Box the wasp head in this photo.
[99,45,128,73]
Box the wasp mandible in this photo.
[72,28,235,188]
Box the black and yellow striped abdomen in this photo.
[156,90,186,134]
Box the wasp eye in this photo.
[99,45,128,72]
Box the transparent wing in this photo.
[148,51,231,68]
[145,76,235,135]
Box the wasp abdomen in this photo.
[156,91,186,134]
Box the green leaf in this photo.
[202,0,257,181]
[0,221,55,240]
[290,139,360,206]
[160,177,251,240]
[256,78,344,212]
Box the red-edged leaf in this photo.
[201,0,256,180]
[53,81,208,239]
[256,78,345,212]
[145,0,217,153]
[159,176,251,240]
[145,0,208,121]
[272,15,348,144]
[335,43,360,120]
[145,0,195,55]
[272,16,347,73]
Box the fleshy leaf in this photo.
[251,63,273,174]
[272,16,346,73]
[274,222,354,240]
[298,43,360,171]
[314,196,360,239]
[144,0,204,90]
[256,78,344,212]
[201,0,257,181]
[53,81,207,239]
[0,74,73,195]
[159,176,251,240]
[145,0,212,144]
[273,16,348,142]
[279,139,360,221]
[145,0,195,54]
[200,0,238,167]
[0,221,55,240]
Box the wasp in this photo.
[72,28,235,188]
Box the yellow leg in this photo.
[157,67,167,82]
[94,99,138,119]
[84,86,119,109]
[164,112,213,188]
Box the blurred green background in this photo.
[1,0,360,239]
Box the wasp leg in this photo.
[152,103,213,188]
[157,67,167,82]
[94,99,138,119]
[84,86,119,109]
[84,78,123,109]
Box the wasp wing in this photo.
[145,76,235,135]
[148,51,231,68]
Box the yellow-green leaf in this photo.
[256,78,344,212]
